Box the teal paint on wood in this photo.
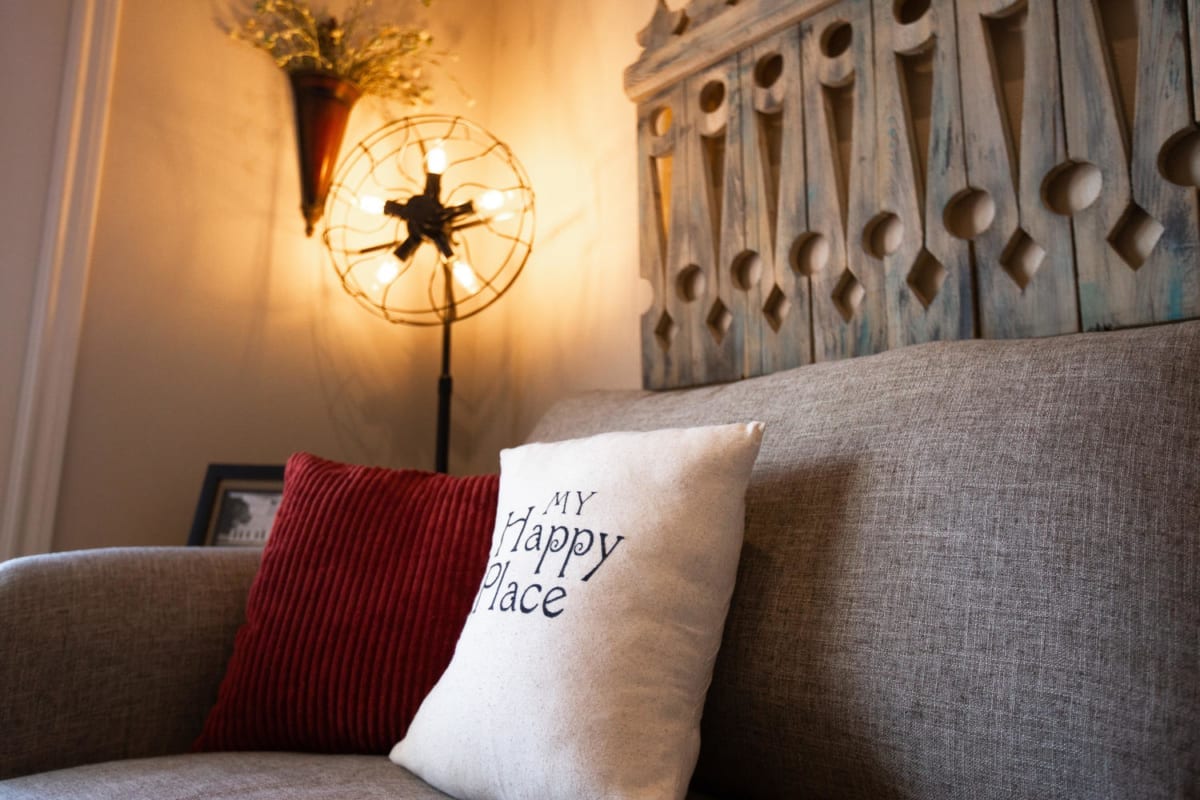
[958,0,1080,340]
[634,0,1200,389]
[1192,0,1200,125]
[1126,0,1200,324]
[752,28,813,375]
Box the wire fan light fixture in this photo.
[323,115,535,471]
[324,115,534,324]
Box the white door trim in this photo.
[1,0,122,561]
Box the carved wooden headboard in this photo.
[626,0,1200,389]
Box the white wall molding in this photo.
[1,0,122,561]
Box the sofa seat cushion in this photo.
[0,753,453,800]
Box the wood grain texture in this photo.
[713,53,753,382]
[637,87,682,389]
[654,57,742,388]
[658,70,702,389]
[751,30,813,374]
[726,41,768,379]
[687,0,740,28]
[634,0,1200,389]
[1127,0,1200,321]
[913,0,975,344]
[636,0,688,53]
[1055,0,1135,329]
[1192,0,1199,125]
[961,0,1078,338]
[626,0,839,102]
[799,9,852,364]
[805,0,888,362]
[871,3,925,348]
[874,0,974,347]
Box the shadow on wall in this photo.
[309,274,443,469]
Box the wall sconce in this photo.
[290,70,362,237]
[227,0,440,238]
[323,115,535,472]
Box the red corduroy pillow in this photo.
[193,452,499,754]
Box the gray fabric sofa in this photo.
[2,322,1197,799]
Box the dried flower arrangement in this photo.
[225,0,459,234]
[227,0,441,105]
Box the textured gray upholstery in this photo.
[1,323,1196,799]
[530,322,1200,800]
[0,753,451,799]
[0,547,260,779]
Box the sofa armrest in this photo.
[0,547,260,779]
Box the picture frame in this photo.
[187,463,286,548]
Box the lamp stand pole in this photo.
[435,265,457,473]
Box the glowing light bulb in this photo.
[358,194,386,215]
[425,144,447,175]
[374,259,400,285]
[475,189,518,224]
[452,260,481,293]
[477,189,505,212]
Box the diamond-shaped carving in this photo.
[706,299,732,345]
[906,249,946,309]
[999,228,1045,291]
[1107,203,1163,271]
[653,310,678,352]
[763,285,791,332]
[832,270,864,323]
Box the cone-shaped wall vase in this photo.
[289,70,362,236]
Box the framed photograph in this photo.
[188,463,286,548]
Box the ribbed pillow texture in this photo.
[193,452,499,754]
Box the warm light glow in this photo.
[477,189,505,212]
[425,144,447,175]
[452,260,481,293]
[374,259,400,285]
[358,194,386,215]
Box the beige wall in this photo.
[38,0,650,551]
[0,0,73,542]
[455,0,649,471]
[52,0,499,551]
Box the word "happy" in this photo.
[472,490,626,619]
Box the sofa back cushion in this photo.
[527,322,1200,800]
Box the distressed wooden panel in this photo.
[633,0,1200,389]
[713,53,754,382]
[803,0,888,361]
[635,0,688,54]
[1127,0,1200,321]
[637,86,683,390]
[1060,0,1132,328]
[651,57,743,389]
[1193,0,1200,125]
[687,0,740,28]
[627,0,840,101]
[959,0,1078,339]
[1056,0,1199,329]
[747,29,813,374]
[873,0,974,346]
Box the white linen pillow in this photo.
[390,422,765,800]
